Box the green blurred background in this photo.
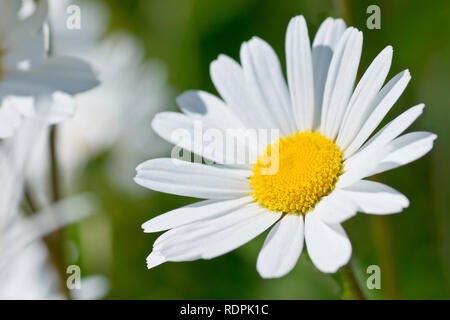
[68,0,450,299]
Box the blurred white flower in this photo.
[0,110,102,299]
[0,194,103,300]
[0,0,99,138]
[0,240,63,299]
[43,0,172,193]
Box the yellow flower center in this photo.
[249,131,343,215]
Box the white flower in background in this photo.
[135,16,437,278]
[0,114,101,299]
[39,0,170,192]
[0,197,96,300]
[0,240,63,299]
[0,0,99,138]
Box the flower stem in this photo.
[341,262,367,300]
[46,125,71,299]
[50,126,61,202]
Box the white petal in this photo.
[176,90,244,129]
[314,189,358,224]
[256,214,304,279]
[200,208,280,260]
[151,111,256,166]
[2,56,99,96]
[370,131,437,176]
[339,180,409,215]
[347,104,425,165]
[146,251,166,269]
[343,70,411,158]
[312,18,347,49]
[339,104,425,187]
[142,196,253,233]
[286,15,315,131]
[337,46,393,149]
[240,37,296,135]
[305,211,352,273]
[320,28,363,140]
[153,203,280,262]
[0,102,23,138]
[210,54,269,129]
[41,92,76,124]
[312,18,346,129]
[154,202,262,250]
[134,158,251,199]
[0,194,97,267]
[337,148,387,188]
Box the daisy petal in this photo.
[339,104,425,187]
[305,211,352,273]
[43,92,77,124]
[151,111,256,166]
[134,158,251,199]
[347,104,425,165]
[344,70,411,158]
[337,46,393,149]
[201,208,280,259]
[146,251,166,269]
[320,28,363,140]
[3,56,99,96]
[256,214,304,279]
[153,203,280,262]
[370,131,437,176]
[286,15,315,131]
[0,103,23,138]
[312,18,347,49]
[337,149,387,188]
[240,37,296,135]
[340,180,409,214]
[177,90,245,129]
[142,196,253,233]
[153,202,262,250]
[312,17,346,129]
[210,54,269,129]
[314,190,358,224]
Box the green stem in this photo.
[23,184,38,214]
[50,126,61,202]
[341,262,367,300]
[46,125,71,299]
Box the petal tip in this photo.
[146,252,166,269]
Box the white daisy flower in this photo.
[135,15,437,278]
[0,0,99,138]
[0,113,100,299]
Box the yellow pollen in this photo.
[249,131,343,215]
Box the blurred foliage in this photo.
[71,0,450,299]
